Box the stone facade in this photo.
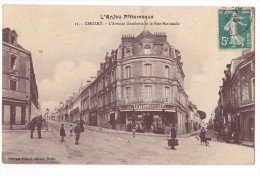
[2,28,39,130]
[57,31,191,134]
[216,51,255,142]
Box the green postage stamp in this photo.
[219,8,252,49]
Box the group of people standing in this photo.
[60,123,82,145]
[30,120,42,139]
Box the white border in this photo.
[0,1,259,176]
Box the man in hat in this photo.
[36,120,42,139]
[30,123,36,139]
[170,124,177,150]
[74,122,81,145]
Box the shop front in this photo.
[89,110,97,126]
[240,106,254,142]
[2,100,28,130]
[117,104,177,134]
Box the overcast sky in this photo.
[3,6,245,118]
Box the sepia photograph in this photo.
[1,4,256,167]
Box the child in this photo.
[132,123,136,138]
[70,124,73,136]
[60,124,66,142]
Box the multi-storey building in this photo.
[2,28,40,130]
[58,31,191,134]
[188,102,201,132]
[217,51,255,142]
[80,31,190,134]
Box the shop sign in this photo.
[3,89,28,100]
[117,104,176,111]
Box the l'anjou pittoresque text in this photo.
[100,14,154,20]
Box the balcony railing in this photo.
[117,97,171,105]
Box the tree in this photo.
[197,110,206,120]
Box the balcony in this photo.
[117,97,171,105]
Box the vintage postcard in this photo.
[2,5,255,165]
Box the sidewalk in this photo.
[84,124,199,138]
[48,120,201,138]
[241,141,254,147]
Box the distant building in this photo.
[217,51,255,142]
[57,31,196,134]
[188,102,201,132]
[2,28,40,130]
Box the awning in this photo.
[31,102,42,118]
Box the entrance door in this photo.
[110,113,115,129]
[144,112,153,129]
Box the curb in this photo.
[47,121,198,138]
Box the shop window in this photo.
[15,106,22,124]
[3,105,11,124]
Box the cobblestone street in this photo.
[2,120,254,165]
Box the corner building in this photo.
[81,31,189,134]
[2,28,40,130]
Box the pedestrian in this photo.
[132,122,136,138]
[70,124,73,136]
[36,120,42,139]
[99,122,103,132]
[30,123,35,139]
[60,124,66,142]
[200,127,206,145]
[74,122,81,145]
[170,124,177,150]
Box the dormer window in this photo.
[11,36,16,45]
[144,45,151,54]
[163,47,169,56]
[125,47,131,56]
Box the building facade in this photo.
[216,51,255,142]
[2,28,40,130]
[57,31,193,134]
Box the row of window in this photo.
[124,86,170,102]
[89,90,116,109]
[90,70,116,96]
[124,45,170,57]
[124,64,170,78]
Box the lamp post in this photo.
[46,108,49,131]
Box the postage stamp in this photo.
[219,8,252,49]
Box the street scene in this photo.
[2,6,255,165]
[2,120,254,164]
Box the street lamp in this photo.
[46,108,49,131]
